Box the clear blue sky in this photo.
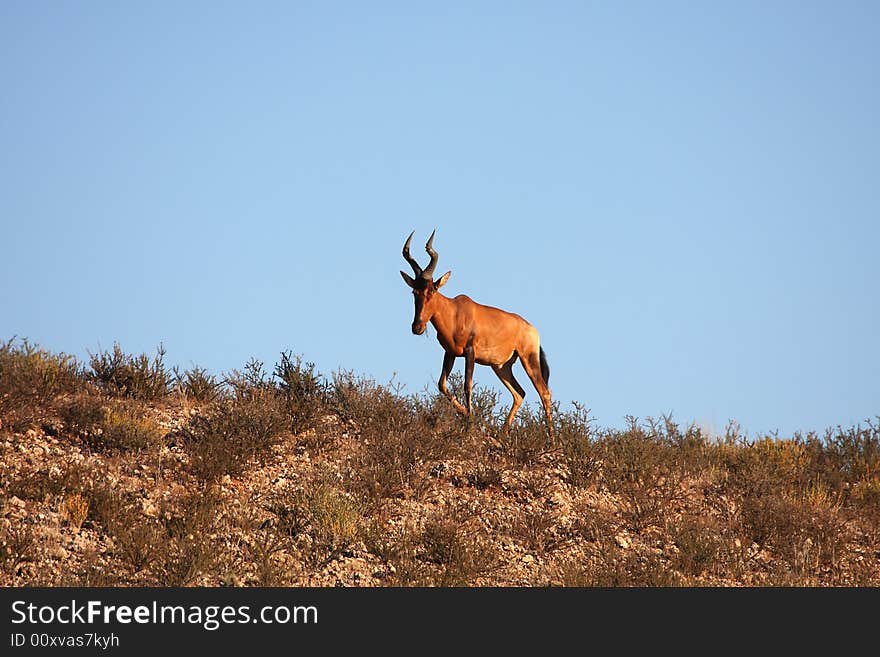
[2,2,877,437]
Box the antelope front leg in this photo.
[463,343,475,417]
[439,352,468,415]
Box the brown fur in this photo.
[401,249,553,436]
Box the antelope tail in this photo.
[539,347,550,385]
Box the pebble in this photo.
[50,545,68,559]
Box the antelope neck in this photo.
[427,292,454,331]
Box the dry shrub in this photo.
[508,506,567,555]
[329,370,378,424]
[173,365,223,403]
[86,493,166,576]
[0,521,36,575]
[804,421,880,496]
[59,392,106,438]
[548,557,594,587]
[501,404,557,465]
[739,481,849,576]
[243,527,292,586]
[43,471,165,578]
[88,343,171,401]
[295,421,340,454]
[350,427,426,504]
[571,503,619,545]
[466,463,503,490]
[182,395,287,483]
[555,546,681,587]
[59,549,117,587]
[712,433,855,578]
[659,417,709,475]
[61,493,89,531]
[225,357,273,399]
[361,518,426,585]
[850,476,880,532]
[61,396,163,452]
[152,490,222,586]
[231,505,294,586]
[265,477,360,570]
[4,468,61,503]
[510,469,554,499]
[595,419,687,530]
[710,436,813,502]
[339,375,412,433]
[112,516,165,575]
[346,388,445,505]
[669,515,724,578]
[0,337,82,432]
[557,403,598,489]
[4,458,97,503]
[417,506,498,586]
[82,480,132,529]
[301,482,361,567]
[273,351,327,434]
[97,403,164,452]
[453,376,503,434]
[594,548,680,587]
[268,501,309,540]
[362,505,498,586]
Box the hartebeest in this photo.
[400,230,554,436]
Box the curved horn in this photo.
[402,231,422,277]
[422,229,439,278]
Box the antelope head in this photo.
[400,230,451,335]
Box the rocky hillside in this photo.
[1,339,878,586]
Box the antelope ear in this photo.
[400,271,416,288]
[435,271,452,289]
